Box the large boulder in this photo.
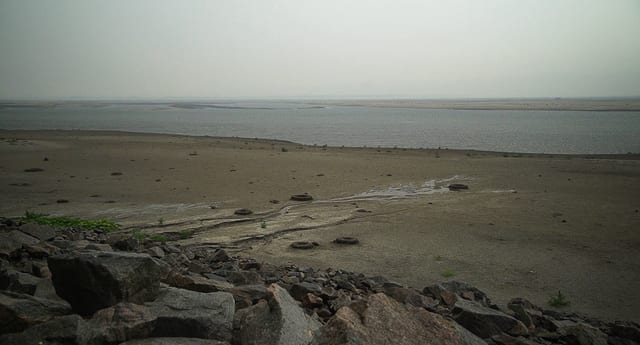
[452,298,529,338]
[146,286,235,342]
[48,250,169,315]
[0,314,85,345]
[313,293,482,345]
[0,291,72,334]
[234,283,322,345]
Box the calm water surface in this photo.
[1,101,639,154]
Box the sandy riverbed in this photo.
[1,130,639,322]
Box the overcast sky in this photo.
[1,0,639,100]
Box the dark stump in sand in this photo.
[234,208,253,216]
[290,241,315,249]
[448,184,469,191]
[334,237,359,245]
[290,194,313,201]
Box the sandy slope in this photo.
[1,130,639,322]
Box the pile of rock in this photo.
[1,217,639,345]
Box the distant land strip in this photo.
[302,99,640,112]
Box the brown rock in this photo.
[313,293,483,345]
[303,293,324,308]
[83,302,157,344]
[0,291,72,334]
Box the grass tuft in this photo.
[178,230,193,240]
[440,269,456,278]
[22,211,119,232]
[548,290,570,308]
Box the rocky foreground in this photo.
[1,218,639,345]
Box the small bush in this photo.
[260,221,267,229]
[548,291,570,307]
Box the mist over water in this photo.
[1,101,639,154]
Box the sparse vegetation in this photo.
[548,290,570,307]
[158,217,164,225]
[22,211,119,232]
[281,147,288,152]
[440,269,456,278]
[178,230,193,240]
[132,230,146,241]
[260,221,267,229]
[434,255,443,261]
[149,234,168,243]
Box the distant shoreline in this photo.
[300,98,640,112]
[2,98,640,112]
[2,129,639,159]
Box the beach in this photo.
[1,129,639,322]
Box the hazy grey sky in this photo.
[1,0,639,99]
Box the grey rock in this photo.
[146,286,235,341]
[82,302,157,345]
[0,291,72,334]
[19,223,56,241]
[385,286,439,309]
[146,246,165,258]
[508,303,535,332]
[163,272,234,293]
[210,248,231,263]
[452,298,529,338]
[121,338,230,345]
[112,237,140,251]
[454,323,489,345]
[313,293,472,345]
[491,334,544,345]
[425,281,492,307]
[22,242,58,258]
[328,291,352,312]
[0,314,84,345]
[0,230,39,257]
[188,261,212,274]
[234,283,321,345]
[85,243,114,251]
[607,321,640,342]
[559,322,608,345]
[289,282,324,301]
[0,268,43,295]
[48,250,169,315]
[227,270,264,286]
